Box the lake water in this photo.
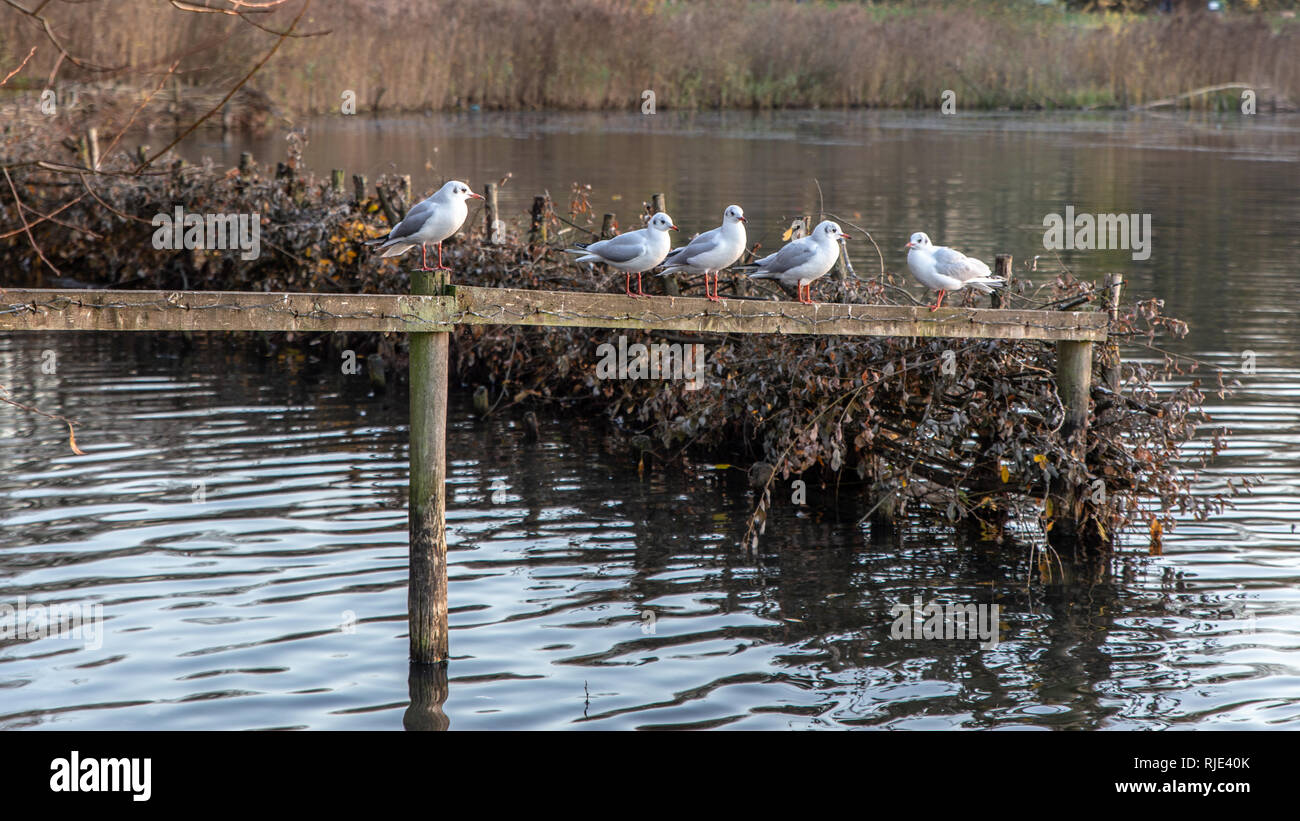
[2,111,1299,729]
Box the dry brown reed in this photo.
[1,1,1295,115]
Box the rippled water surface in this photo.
[2,111,1299,729]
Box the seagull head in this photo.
[815,220,850,242]
[723,205,746,224]
[648,212,678,232]
[905,231,932,251]
[439,180,483,201]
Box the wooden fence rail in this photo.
[0,286,1107,340]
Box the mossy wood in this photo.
[1,287,1108,341]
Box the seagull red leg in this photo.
[418,243,433,272]
[636,272,645,297]
[435,241,452,272]
[929,289,946,312]
[625,272,634,298]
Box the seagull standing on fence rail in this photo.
[658,204,748,302]
[904,231,1005,312]
[565,212,677,298]
[747,219,849,305]
[367,180,483,273]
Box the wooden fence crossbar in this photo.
[0,287,1108,341]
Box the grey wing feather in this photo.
[585,231,647,263]
[663,228,721,267]
[754,240,816,275]
[932,247,989,280]
[374,199,436,245]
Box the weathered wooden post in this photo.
[529,195,548,245]
[238,151,253,177]
[86,127,100,171]
[352,173,368,204]
[600,213,616,239]
[408,270,451,663]
[483,182,500,244]
[377,182,401,227]
[330,169,345,194]
[1103,273,1124,392]
[1052,311,1094,545]
[1056,339,1093,446]
[651,193,680,296]
[992,254,1011,309]
[398,174,412,214]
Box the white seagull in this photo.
[367,180,482,271]
[748,219,849,305]
[658,204,748,302]
[904,231,1005,311]
[565,211,678,297]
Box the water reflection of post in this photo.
[403,662,450,731]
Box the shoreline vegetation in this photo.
[1,0,1298,125]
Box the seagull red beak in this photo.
[904,241,915,249]
[469,192,484,200]
[670,224,679,231]
[738,216,748,223]
[840,233,851,240]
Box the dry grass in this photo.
[1,1,1296,114]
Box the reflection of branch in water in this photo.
[0,382,85,455]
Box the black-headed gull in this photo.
[367,180,482,271]
[658,204,748,302]
[748,219,849,305]
[904,231,1005,312]
[565,211,677,297]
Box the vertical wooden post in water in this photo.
[1103,273,1124,392]
[529,196,548,245]
[484,182,499,244]
[408,270,450,663]
[1056,340,1093,447]
[992,254,1011,309]
[600,213,616,239]
[1052,334,1094,546]
[651,193,680,296]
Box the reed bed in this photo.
[1,1,1296,115]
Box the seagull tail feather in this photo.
[380,243,415,258]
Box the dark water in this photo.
[2,111,1299,729]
